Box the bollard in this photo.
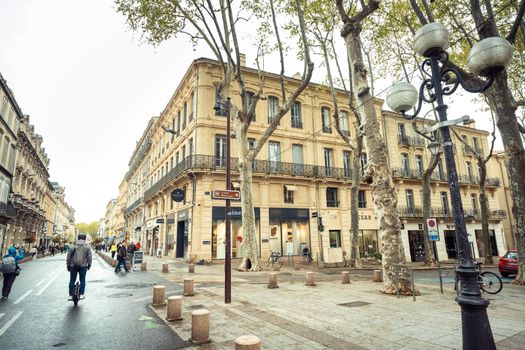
[184,278,195,296]
[111,260,116,267]
[166,296,183,321]
[267,272,279,289]
[235,335,261,350]
[162,263,169,273]
[341,271,351,284]
[141,262,147,271]
[191,309,211,344]
[189,264,195,273]
[152,285,166,307]
[373,269,383,282]
[305,272,316,286]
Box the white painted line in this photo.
[0,311,23,337]
[0,313,4,320]
[13,290,33,305]
[133,290,178,302]
[36,271,61,296]
[36,278,47,287]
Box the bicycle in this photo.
[267,250,283,268]
[71,281,81,306]
[455,262,502,295]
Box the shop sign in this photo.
[269,208,309,220]
[156,218,165,224]
[212,206,260,220]
[427,218,440,241]
[171,189,185,202]
[212,189,240,200]
[178,209,189,221]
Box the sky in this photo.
[0,0,501,223]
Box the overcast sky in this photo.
[0,0,500,223]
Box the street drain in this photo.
[105,283,155,289]
[53,343,66,347]
[186,304,206,310]
[108,293,133,298]
[338,301,371,308]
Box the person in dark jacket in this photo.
[66,234,92,300]
[2,246,24,300]
[114,243,129,273]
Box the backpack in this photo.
[0,256,16,273]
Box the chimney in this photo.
[292,72,301,79]
[239,53,246,67]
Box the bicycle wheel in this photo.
[480,271,502,294]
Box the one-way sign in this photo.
[212,189,241,200]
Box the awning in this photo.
[285,185,298,191]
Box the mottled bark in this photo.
[338,2,414,294]
[350,132,363,268]
[422,152,441,267]
[478,162,493,264]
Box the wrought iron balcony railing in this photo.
[431,207,452,217]
[392,167,423,180]
[485,177,501,187]
[125,197,143,216]
[398,206,423,217]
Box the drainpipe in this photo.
[188,172,197,258]
[310,94,323,263]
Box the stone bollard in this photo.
[305,272,316,286]
[235,335,261,350]
[341,271,351,284]
[373,269,383,282]
[111,260,116,267]
[162,263,169,273]
[141,262,147,271]
[189,264,195,273]
[152,285,166,307]
[267,272,279,289]
[191,309,211,344]
[166,296,183,321]
[184,278,195,296]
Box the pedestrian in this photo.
[135,242,141,251]
[51,245,55,256]
[1,246,24,300]
[127,241,136,255]
[110,243,117,259]
[66,234,92,300]
[157,244,162,258]
[30,246,37,259]
[114,243,129,273]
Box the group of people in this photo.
[111,241,141,273]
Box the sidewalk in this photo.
[120,253,525,349]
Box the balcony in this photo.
[485,177,501,187]
[430,172,447,182]
[398,134,410,146]
[458,174,480,185]
[398,206,423,217]
[397,135,426,148]
[431,207,452,218]
[392,167,422,180]
[464,208,506,220]
[125,197,143,216]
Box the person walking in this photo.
[110,243,117,259]
[1,246,24,300]
[66,234,92,300]
[30,246,37,259]
[114,243,129,273]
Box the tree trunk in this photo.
[350,131,363,268]
[421,151,441,267]
[478,158,493,265]
[342,23,413,294]
[234,120,260,271]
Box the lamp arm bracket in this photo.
[402,79,432,120]
[442,67,496,95]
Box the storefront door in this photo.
[444,230,457,259]
[408,230,425,262]
[176,221,185,258]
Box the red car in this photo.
[498,250,518,277]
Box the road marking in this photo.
[133,290,178,302]
[36,271,61,296]
[13,290,33,305]
[0,313,4,320]
[36,278,47,287]
[0,311,23,337]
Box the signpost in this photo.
[212,189,240,200]
[427,218,443,294]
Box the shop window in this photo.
[358,190,366,208]
[283,186,294,203]
[329,230,341,248]
[359,229,379,257]
[326,187,339,207]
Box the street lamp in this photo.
[427,141,440,156]
[386,22,513,350]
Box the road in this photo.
[0,252,190,350]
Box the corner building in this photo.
[131,58,508,264]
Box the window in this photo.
[358,190,366,208]
[189,138,193,158]
[436,160,444,180]
[466,161,472,178]
[183,102,187,130]
[398,123,408,144]
[321,107,331,133]
[291,101,302,128]
[171,118,176,141]
[441,192,449,215]
[1,137,9,165]
[175,152,179,165]
[214,84,227,116]
[215,135,227,167]
[268,96,279,124]
[471,193,478,213]
[340,111,349,136]
[190,92,195,121]
[401,153,409,176]
[177,110,181,135]
[248,138,256,149]
[326,187,339,207]
[329,230,341,248]
[473,137,480,152]
[405,189,415,212]
[283,186,294,203]
[324,148,333,176]
[292,144,303,174]
[170,157,173,170]
[416,155,424,176]
[0,96,7,116]
[268,141,281,172]
[182,145,186,161]
[343,150,351,177]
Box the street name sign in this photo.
[427,218,440,241]
[212,189,240,200]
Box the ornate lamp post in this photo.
[386,23,513,350]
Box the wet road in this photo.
[0,252,189,350]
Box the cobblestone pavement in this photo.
[102,252,525,349]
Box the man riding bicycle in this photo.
[66,234,92,300]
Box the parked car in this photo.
[498,250,518,277]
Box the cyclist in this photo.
[66,234,92,300]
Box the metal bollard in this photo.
[373,269,383,282]
[141,262,147,271]
[162,263,169,273]
[267,272,279,289]
[341,271,350,284]
[305,272,316,286]
[191,309,211,344]
[189,264,195,273]
[235,335,261,350]
[183,278,195,296]
[152,285,166,307]
[166,296,183,321]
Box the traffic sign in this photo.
[212,189,240,200]
[427,218,440,241]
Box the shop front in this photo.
[176,209,189,258]
[212,206,260,259]
[408,230,425,262]
[166,214,175,256]
[358,229,380,258]
[145,219,159,255]
[269,208,310,256]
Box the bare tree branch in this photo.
[410,0,429,25]
[269,0,287,102]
